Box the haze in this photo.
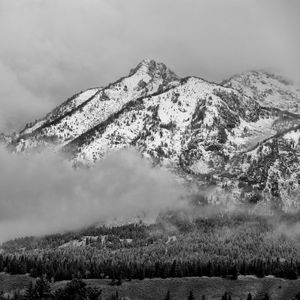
[0,147,184,243]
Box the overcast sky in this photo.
[0,0,299,132]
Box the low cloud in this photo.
[0,62,53,132]
[0,147,184,243]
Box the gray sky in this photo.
[0,0,299,132]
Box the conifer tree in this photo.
[164,290,171,300]
[263,293,270,300]
[34,275,51,299]
[188,290,195,300]
[25,281,35,300]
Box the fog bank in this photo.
[0,147,184,243]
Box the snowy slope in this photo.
[227,125,300,211]
[65,76,277,175]
[5,60,300,211]
[223,71,300,114]
[20,88,101,136]
[0,133,12,146]
[11,59,179,152]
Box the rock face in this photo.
[5,60,300,211]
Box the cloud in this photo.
[0,147,184,243]
[0,0,299,132]
[0,62,53,132]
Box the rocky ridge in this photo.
[4,59,300,212]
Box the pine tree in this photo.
[164,290,171,300]
[231,265,238,280]
[25,281,35,300]
[116,275,122,286]
[222,291,232,300]
[108,291,119,300]
[188,291,195,300]
[263,293,270,300]
[170,260,177,277]
[34,275,51,299]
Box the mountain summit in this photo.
[129,59,179,81]
[11,59,180,152]
[5,60,300,212]
[223,71,300,114]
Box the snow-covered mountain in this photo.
[11,59,179,152]
[223,71,300,114]
[0,133,12,145]
[5,60,300,211]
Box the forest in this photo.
[1,211,300,284]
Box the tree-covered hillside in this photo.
[1,212,300,283]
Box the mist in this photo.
[0,0,299,132]
[0,147,184,243]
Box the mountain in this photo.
[0,133,13,147]
[5,60,300,212]
[10,59,179,152]
[223,71,300,114]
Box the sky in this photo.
[0,0,299,132]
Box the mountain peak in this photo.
[7,61,300,212]
[222,69,300,114]
[223,70,294,87]
[129,59,179,81]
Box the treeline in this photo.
[1,213,275,252]
[1,213,300,282]
[1,223,149,252]
[0,253,299,282]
